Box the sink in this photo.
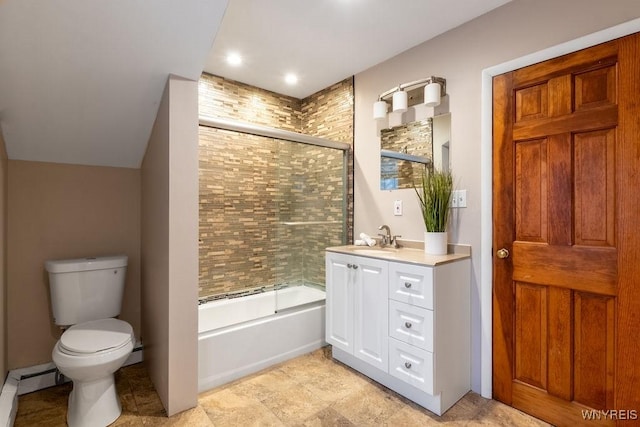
[351,248,399,258]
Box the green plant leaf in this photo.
[414,167,453,232]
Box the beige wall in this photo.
[142,75,199,416]
[354,0,640,392]
[0,128,8,378]
[6,160,140,369]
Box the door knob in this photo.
[496,248,510,259]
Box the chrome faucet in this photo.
[378,224,401,248]
[378,225,391,246]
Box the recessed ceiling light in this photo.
[285,73,298,85]
[226,52,242,66]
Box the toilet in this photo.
[45,255,135,427]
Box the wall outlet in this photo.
[394,200,403,216]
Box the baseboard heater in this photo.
[0,342,143,427]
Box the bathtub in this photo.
[198,285,326,392]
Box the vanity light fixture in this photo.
[373,76,446,120]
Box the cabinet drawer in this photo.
[389,338,434,394]
[389,262,433,309]
[389,300,433,352]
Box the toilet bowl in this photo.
[52,318,134,427]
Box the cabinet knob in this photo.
[404,362,412,369]
[404,282,412,288]
[405,322,412,329]
[353,265,358,269]
[347,264,353,269]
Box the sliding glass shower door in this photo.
[198,122,347,312]
[274,139,347,311]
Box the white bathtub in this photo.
[198,286,326,392]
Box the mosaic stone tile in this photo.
[197,75,354,298]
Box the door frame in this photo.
[479,17,640,399]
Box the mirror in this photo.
[380,113,450,190]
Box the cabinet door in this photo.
[325,252,354,353]
[353,257,389,371]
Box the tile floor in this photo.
[15,347,550,426]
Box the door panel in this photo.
[493,33,640,426]
[514,283,547,390]
[515,138,548,242]
[574,129,616,246]
[547,287,572,401]
[573,293,615,410]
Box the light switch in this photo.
[452,190,467,208]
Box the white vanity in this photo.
[325,244,470,415]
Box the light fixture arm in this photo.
[377,76,446,102]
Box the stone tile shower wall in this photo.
[198,74,354,298]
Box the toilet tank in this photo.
[45,255,128,326]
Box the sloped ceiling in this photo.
[0,0,229,168]
[0,0,510,169]
[205,0,511,99]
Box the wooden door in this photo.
[493,33,640,426]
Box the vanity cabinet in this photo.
[325,252,388,371]
[325,248,470,416]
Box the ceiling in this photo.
[0,0,228,168]
[205,0,511,98]
[0,0,510,169]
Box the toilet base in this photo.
[67,374,121,427]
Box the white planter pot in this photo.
[424,231,448,255]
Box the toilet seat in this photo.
[60,318,133,356]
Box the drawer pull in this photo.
[353,265,358,269]
[347,264,353,269]
[404,322,412,329]
[404,282,412,288]
[404,362,412,369]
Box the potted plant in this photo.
[414,167,454,255]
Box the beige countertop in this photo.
[326,243,471,267]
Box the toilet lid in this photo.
[60,318,133,354]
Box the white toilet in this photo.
[45,255,135,427]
